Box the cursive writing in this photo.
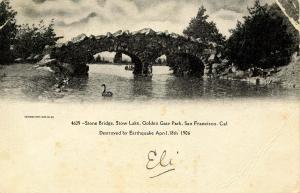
[146,150,177,178]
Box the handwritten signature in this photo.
[146,150,178,178]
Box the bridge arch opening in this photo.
[92,51,132,64]
[154,55,167,65]
[167,53,204,77]
[91,50,144,74]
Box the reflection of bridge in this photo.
[49,28,216,77]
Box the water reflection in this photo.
[0,63,298,102]
[68,76,89,91]
[130,76,153,99]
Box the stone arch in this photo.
[47,30,212,77]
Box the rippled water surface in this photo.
[0,63,299,102]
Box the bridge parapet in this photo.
[41,28,218,77]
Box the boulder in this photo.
[164,30,170,35]
[95,35,105,39]
[106,32,113,37]
[26,55,34,61]
[156,31,164,35]
[208,41,217,48]
[39,54,51,62]
[56,43,65,48]
[15,58,23,63]
[231,65,237,73]
[38,54,57,66]
[113,30,123,37]
[134,28,156,35]
[235,70,246,79]
[170,33,179,39]
[196,38,203,43]
[33,54,42,60]
[221,59,229,64]
[71,33,87,43]
[122,30,130,35]
[212,63,221,69]
[208,54,215,62]
[38,58,57,66]
[203,49,213,55]
[190,37,196,42]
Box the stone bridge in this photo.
[46,28,217,77]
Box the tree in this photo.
[13,20,61,59]
[226,0,298,70]
[269,3,299,54]
[183,6,225,45]
[0,0,17,64]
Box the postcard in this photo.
[0,0,299,192]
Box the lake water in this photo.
[0,63,299,103]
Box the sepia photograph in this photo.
[0,1,300,193]
[0,0,299,102]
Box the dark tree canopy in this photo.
[13,20,61,59]
[0,0,17,64]
[226,0,299,70]
[183,6,225,45]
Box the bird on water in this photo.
[101,84,113,97]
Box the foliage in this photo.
[226,0,299,70]
[13,20,61,59]
[0,0,17,64]
[269,3,299,54]
[183,6,225,45]
[168,54,204,77]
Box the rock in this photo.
[208,54,215,61]
[170,33,179,39]
[231,65,237,73]
[33,54,42,60]
[39,59,57,66]
[208,41,217,47]
[163,30,170,35]
[204,67,210,75]
[235,70,246,79]
[212,68,217,74]
[156,31,164,35]
[71,33,87,43]
[15,58,23,63]
[196,38,203,43]
[190,37,196,42]
[56,43,65,48]
[212,63,221,69]
[38,54,57,66]
[41,54,51,61]
[106,32,113,37]
[122,30,130,35]
[133,28,156,35]
[182,34,189,39]
[96,35,105,40]
[221,59,229,64]
[203,49,213,55]
[113,30,123,37]
[26,55,34,61]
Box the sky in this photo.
[10,0,276,40]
